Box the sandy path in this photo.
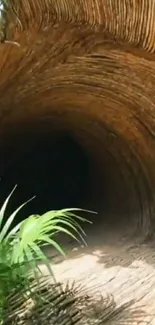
[40,224,155,324]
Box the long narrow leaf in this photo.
[4,220,24,243]
[29,242,56,279]
[39,235,66,257]
[42,218,87,245]
[54,214,88,236]
[0,185,17,228]
[0,196,35,242]
[44,225,80,242]
[42,208,96,219]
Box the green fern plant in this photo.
[0,186,93,323]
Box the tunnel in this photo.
[0,0,155,240]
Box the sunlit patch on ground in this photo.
[39,228,155,324]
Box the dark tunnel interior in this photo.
[0,131,92,222]
[0,111,140,236]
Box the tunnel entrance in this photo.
[0,130,94,223]
[0,112,142,237]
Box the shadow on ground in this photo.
[4,277,148,325]
[43,223,155,270]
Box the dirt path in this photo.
[40,225,155,324]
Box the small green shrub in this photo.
[0,186,93,323]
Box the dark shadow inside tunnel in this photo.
[0,114,139,236]
[0,130,95,224]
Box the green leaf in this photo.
[19,215,39,241]
[0,187,94,322]
[0,185,17,228]
[4,220,23,243]
[0,196,35,243]
[39,235,66,257]
[29,242,55,278]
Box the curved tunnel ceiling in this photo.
[0,0,155,238]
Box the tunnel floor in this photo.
[40,225,155,325]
